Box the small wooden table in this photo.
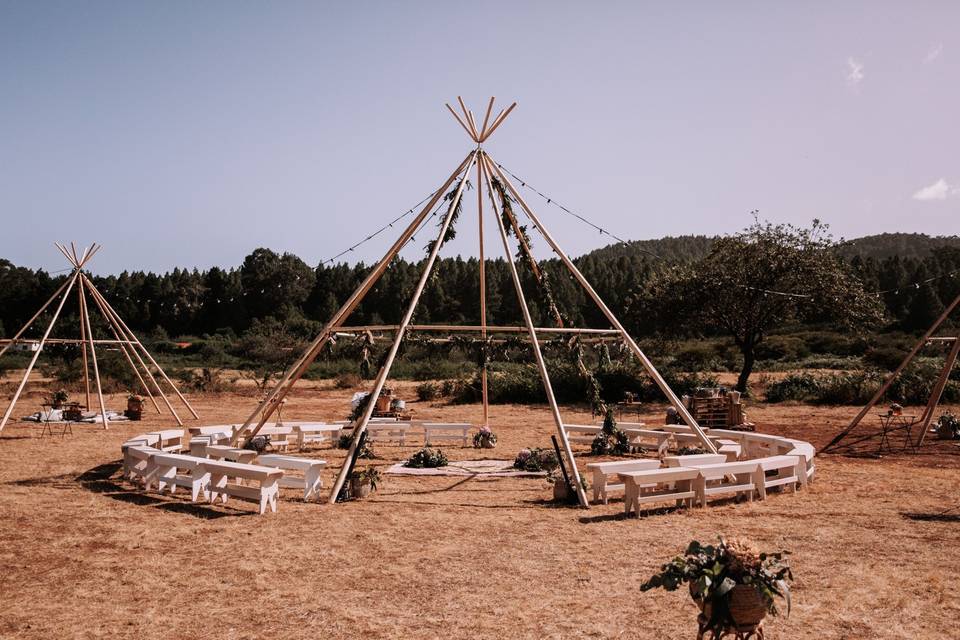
[877,413,918,453]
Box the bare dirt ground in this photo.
[1,381,958,639]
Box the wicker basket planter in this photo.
[728,584,768,628]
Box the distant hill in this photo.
[580,232,960,262]
[833,233,960,260]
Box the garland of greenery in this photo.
[425,179,471,255]
[590,408,631,455]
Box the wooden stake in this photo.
[446,103,477,142]
[482,154,588,508]
[231,151,478,445]
[825,292,960,451]
[0,271,81,433]
[79,276,109,429]
[328,154,479,504]
[479,96,496,140]
[484,153,717,454]
[480,102,517,142]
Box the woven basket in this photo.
[728,584,767,628]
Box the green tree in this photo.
[627,220,884,392]
[240,248,315,320]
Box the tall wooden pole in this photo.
[481,155,588,508]
[79,277,109,429]
[0,271,81,433]
[328,154,479,503]
[84,282,184,425]
[477,147,489,426]
[82,276,162,414]
[825,291,960,451]
[231,151,477,445]
[484,153,717,454]
[77,278,92,409]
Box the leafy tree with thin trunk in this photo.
[625,219,884,392]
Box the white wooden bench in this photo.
[784,440,816,482]
[201,459,284,515]
[564,424,602,444]
[662,453,728,468]
[343,423,411,445]
[146,429,186,453]
[422,423,472,447]
[123,445,160,485]
[623,429,674,454]
[715,439,743,462]
[152,452,211,502]
[205,444,258,464]
[752,455,804,497]
[584,459,661,504]
[293,424,342,450]
[620,467,700,516]
[257,454,326,501]
[692,461,764,507]
[256,426,294,451]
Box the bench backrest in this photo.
[695,461,762,480]
[620,467,700,482]
[199,459,284,480]
[663,454,727,468]
[585,459,661,475]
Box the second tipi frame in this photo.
[0,243,199,434]
[230,97,717,507]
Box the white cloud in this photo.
[846,57,864,85]
[912,178,959,201]
[924,42,943,64]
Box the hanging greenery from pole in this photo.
[425,179,471,255]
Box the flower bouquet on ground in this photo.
[513,447,559,473]
[590,409,631,456]
[473,425,498,449]
[641,538,792,637]
[404,447,449,469]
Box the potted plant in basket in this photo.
[48,389,69,410]
[473,425,497,449]
[348,467,381,499]
[641,538,791,636]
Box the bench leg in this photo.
[694,477,706,508]
[259,493,268,515]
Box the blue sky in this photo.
[1,1,957,274]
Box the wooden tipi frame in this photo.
[824,292,960,453]
[0,243,199,434]
[230,98,716,507]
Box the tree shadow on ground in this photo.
[902,509,960,523]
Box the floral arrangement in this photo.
[590,409,631,456]
[48,389,69,408]
[936,412,960,440]
[349,467,381,491]
[887,402,903,417]
[641,538,792,634]
[404,447,449,469]
[473,425,498,448]
[243,435,270,454]
[513,447,559,473]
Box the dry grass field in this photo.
[1,381,958,639]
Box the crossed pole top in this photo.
[54,242,101,272]
[445,96,517,145]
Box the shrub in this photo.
[416,381,439,401]
[864,346,909,370]
[765,373,821,403]
[513,447,559,473]
[404,447,449,468]
[334,372,361,389]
